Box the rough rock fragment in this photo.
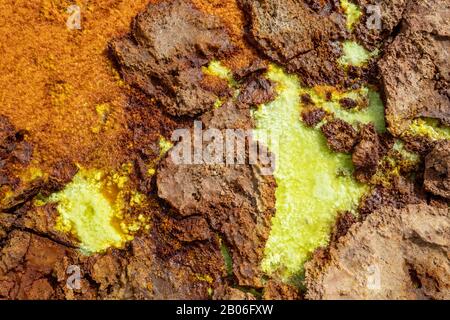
[110,0,235,116]
[379,0,450,137]
[213,286,257,300]
[354,0,408,50]
[352,124,380,182]
[301,107,327,127]
[0,115,79,213]
[233,59,269,81]
[0,115,32,183]
[321,119,358,153]
[157,155,276,287]
[237,76,276,106]
[0,230,90,300]
[305,204,450,300]
[0,224,228,300]
[301,93,315,106]
[201,100,254,131]
[329,211,357,243]
[124,94,179,194]
[0,115,36,211]
[339,97,358,110]
[202,73,276,130]
[304,0,336,15]
[118,232,225,300]
[239,0,347,86]
[424,140,450,199]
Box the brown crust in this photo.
[109,0,236,117]
[424,140,450,199]
[321,119,358,153]
[238,0,349,86]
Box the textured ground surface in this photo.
[305,204,450,300]
[0,0,449,300]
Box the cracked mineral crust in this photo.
[238,0,348,86]
[379,0,450,136]
[1,0,449,301]
[110,0,235,117]
[305,204,450,300]
[156,76,277,288]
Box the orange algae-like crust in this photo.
[0,0,150,173]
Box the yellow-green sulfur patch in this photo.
[392,140,420,163]
[253,65,386,283]
[219,237,234,276]
[340,0,362,30]
[406,118,450,140]
[339,41,378,67]
[305,86,386,133]
[202,60,236,87]
[202,60,237,109]
[48,168,149,254]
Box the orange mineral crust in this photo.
[0,0,152,172]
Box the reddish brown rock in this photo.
[239,0,347,86]
[301,108,327,127]
[157,87,276,288]
[0,115,32,181]
[110,0,235,117]
[202,73,276,130]
[379,0,450,138]
[263,280,302,300]
[358,176,424,219]
[213,285,257,300]
[237,76,276,106]
[321,119,358,153]
[339,97,358,110]
[305,204,450,300]
[330,211,357,243]
[156,153,276,288]
[0,115,37,211]
[352,124,380,183]
[354,0,409,50]
[424,140,450,199]
[0,230,87,300]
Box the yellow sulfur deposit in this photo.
[48,167,149,254]
[340,0,362,30]
[159,136,174,156]
[406,118,450,140]
[147,136,174,177]
[202,60,236,87]
[339,41,379,67]
[253,65,385,283]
